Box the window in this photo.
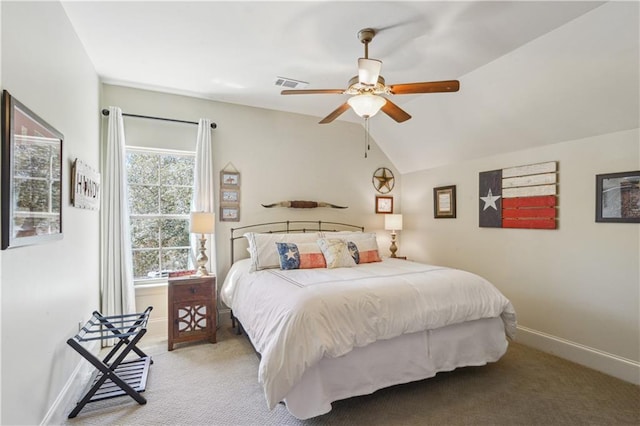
[126,147,195,281]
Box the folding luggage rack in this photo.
[67,306,153,418]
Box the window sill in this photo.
[134,278,168,289]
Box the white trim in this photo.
[516,325,640,385]
[41,340,100,425]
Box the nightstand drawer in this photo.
[171,281,213,300]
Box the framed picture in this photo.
[1,90,63,249]
[596,171,640,223]
[220,206,240,222]
[221,171,240,187]
[221,189,239,203]
[375,196,393,214]
[434,185,456,219]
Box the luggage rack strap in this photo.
[72,306,152,342]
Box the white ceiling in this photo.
[61,1,639,173]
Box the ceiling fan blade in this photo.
[319,103,351,124]
[381,99,412,123]
[388,80,460,95]
[358,58,382,86]
[281,89,345,95]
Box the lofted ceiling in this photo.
[61,1,639,174]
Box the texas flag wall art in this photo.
[479,161,558,229]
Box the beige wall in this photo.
[1,2,101,424]
[101,84,402,276]
[100,84,401,339]
[401,129,640,383]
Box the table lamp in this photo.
[190,211,215,276]
[384,214,403,258]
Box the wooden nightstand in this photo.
[168,275,216,351]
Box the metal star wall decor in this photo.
[372,167,395,194]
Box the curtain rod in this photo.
[101,108,217,129]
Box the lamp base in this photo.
[389,232,398,258]
[196,234,210,276]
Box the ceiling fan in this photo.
[281,28,460,124]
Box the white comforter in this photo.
[221,257,516,410]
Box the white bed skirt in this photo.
[282,316,508,419]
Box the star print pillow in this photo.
[275,242,327,270]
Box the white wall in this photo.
[101,84,401,338]
[401,129,640,383]
[0,2,100,424]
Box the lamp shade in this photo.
[348,93,387,118]
[358,58,382,86]
[385,214,403,231]
[190,211,215,234]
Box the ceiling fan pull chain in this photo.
[364,117,371,158]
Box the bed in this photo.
[220,221,516,420]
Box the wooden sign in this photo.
[480,161,557,229]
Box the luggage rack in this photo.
[66,306,153,418]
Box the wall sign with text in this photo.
[71,159,100,210]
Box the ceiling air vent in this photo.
[275,77,308,89]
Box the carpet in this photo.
[61,318,639,425]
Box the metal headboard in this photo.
[230,220,364,264]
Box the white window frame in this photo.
[126,146,195,286]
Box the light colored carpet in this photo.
[62,318,639,425]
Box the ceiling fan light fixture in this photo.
[348,93,387,118]
[358,58,382,86]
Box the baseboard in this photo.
[516,325,640,385]
[41,340,100,425]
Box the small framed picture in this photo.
[596,171,640,223]
[434,185,456,219]
[221,189,239,203]
[220,206,240,222]
[221,171,240,187]
[375,196,393,214]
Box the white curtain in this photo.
[191,119,216,271]
[101,106,136,320]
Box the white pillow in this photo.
[244,232,320,271]
[317,238,357,269]
[319,231,377,241]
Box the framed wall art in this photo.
[220,166,240,221]
[220,206,239,222]
[221,171,240,187]
[375,196,393,214]
[434,185,456,218]
[1,90,64,249]
[221,189,239,203]
[596,171,640,223]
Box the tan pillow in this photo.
[317,238,357,269]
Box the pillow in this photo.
[245,232,320,271]
[347,236,382,264]
[319,231,377,241]
[275,242,326,270]
[317,238,357,269]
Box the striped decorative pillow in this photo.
[276,242,326,270]
[347,236,381,264]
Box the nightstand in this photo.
[168,275,216,351]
